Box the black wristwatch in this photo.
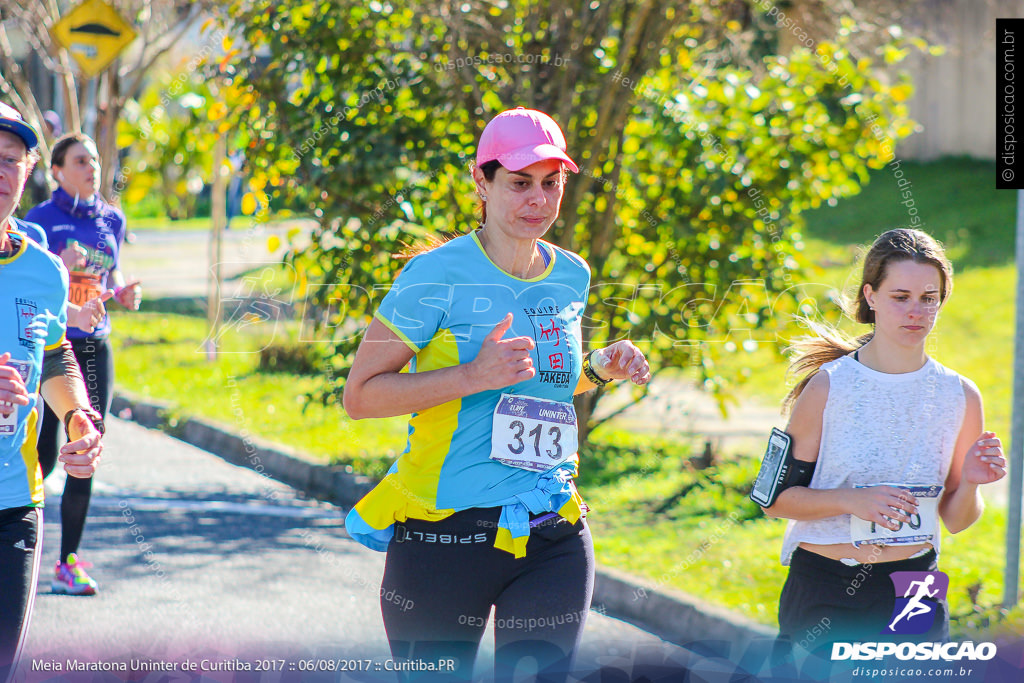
[63,408,105,440]
[582,350,611,387]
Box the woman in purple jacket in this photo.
[25,132,141,596]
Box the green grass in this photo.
[110,309,407,476]
[802,157,1017,270]
[579,438,787,624]
[597,505,1024,636]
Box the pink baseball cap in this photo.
[476,107,578,173]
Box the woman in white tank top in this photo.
[763,229,1006,653]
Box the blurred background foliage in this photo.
[211,0,928,443]
[118,69,219,220]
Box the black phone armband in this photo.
[749,427,816,507]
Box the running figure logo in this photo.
[884,571,948,635]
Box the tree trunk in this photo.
[98,62,123,201]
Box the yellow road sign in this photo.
[50,0,137,78]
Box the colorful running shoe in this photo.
[51,553,98,595]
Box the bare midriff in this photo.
[799,541,932,564]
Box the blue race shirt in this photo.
[0,224,68,509]
[26,188,125,339]
[10,217,48,249]
[345,231,591,557]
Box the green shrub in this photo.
[257,341,325,376]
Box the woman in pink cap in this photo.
[344,107,651,681]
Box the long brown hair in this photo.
[783,228,953,411]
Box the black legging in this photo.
[0,506,41,683]
[37,337,112,561]
[381,507,594,683]
[778,546,948,651]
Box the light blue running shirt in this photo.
[345,231,591,557]
[0,224,68,509]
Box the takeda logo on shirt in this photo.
[524,304,575,387]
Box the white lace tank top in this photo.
[780,353,966,565]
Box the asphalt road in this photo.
[19,417,693,682]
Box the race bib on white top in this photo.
[850,484,943,548]
[489,393,578,472]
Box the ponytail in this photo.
[783,321,872,413]
[394,233,449,260]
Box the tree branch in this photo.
[0,23,47,132]
[588,121,628,269]
[588,386,653,433]
[122,5,204,100]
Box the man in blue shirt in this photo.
[0,102,104,683]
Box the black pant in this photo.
[37,336,112,561]
[381,508,594,683]
[0,506,41,683]
[778,546,948,653]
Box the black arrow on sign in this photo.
[69,22,121,37]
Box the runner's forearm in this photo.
[40,341,82,385]
[40,359,92,419]
[939,482,982,534]
[764,486,850,521]
[344,364,481,419]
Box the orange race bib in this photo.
[68,272,104,307]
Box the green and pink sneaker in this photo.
[51,553,98,596]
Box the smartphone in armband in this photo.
[749,428,795,508]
